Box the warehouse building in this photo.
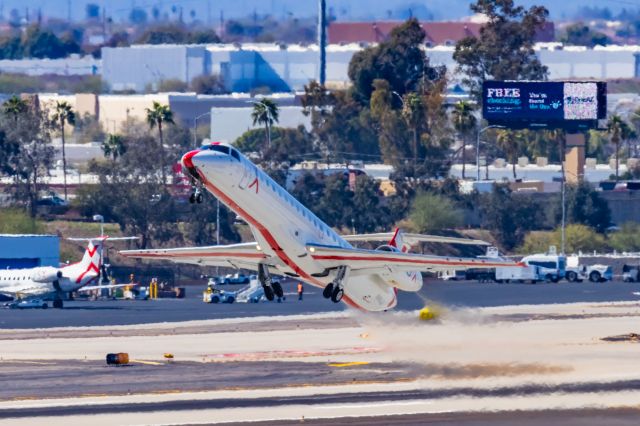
[0,235,60,269]
[101,42,640,94]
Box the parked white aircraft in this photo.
[120,142,518,311]
[0,237,128,308]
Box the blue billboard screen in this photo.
[482,81,607,129]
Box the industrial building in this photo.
[100,42,640,93]
[0,235,60,269]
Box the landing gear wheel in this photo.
[196,192,203,204]
[263,285,275,301]
[331,286,344,303]
[189,193,196,204]
[322,283,334,299]
[272,281,284,299]
[53,299,63,309]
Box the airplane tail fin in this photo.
[388,228,412,253]
[80,238,104,270]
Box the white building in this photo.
[101,42,640,94]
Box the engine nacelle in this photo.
[375,245,422,292]
[31,267,63,283]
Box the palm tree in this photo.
[451,101,477,179]
[496,129,521,180]
[401,92,426,168]
[102,134,126,163]
[52,101,76,201]
[3,96,27,122]
[251,98,279,149]
[145,101,174,184]
[607,115,633,181]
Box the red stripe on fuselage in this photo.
[197,170,325,287]
[311,254,515,268]
[195,167,392,311]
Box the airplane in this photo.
[120,142,519,312]
[0,236,131,308]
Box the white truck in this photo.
[495,264,540,284]
[494,249,566,284]
[565,255,613,282]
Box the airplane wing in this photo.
[342,232,490,246]
[307,244,520,273]
[119,242,268,270]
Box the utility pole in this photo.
[318,0,327,85]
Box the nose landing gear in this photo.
[189,187,204,204]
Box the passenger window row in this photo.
[259,171,343,245]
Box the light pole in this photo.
[476,125,505,181]
[93,214,104,237]
[193,111,212,148]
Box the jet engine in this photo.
[31,267,63,283]
[374,245,422,291]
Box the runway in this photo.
[2,280,640,424]
[2,279,640,329]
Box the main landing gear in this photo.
[323,266,349,303]
[258,264,283,301]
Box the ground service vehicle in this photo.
[623,264,640,282]
[495,264,540,284]
[9,299,48,309]
[520,253,566,282]
[565,256,613,282]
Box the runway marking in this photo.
[0,360,54,365]
[130,360,164,366]
[328,361,370,368]
[200,347,381,362]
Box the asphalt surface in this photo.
[3,367,640,420]
[219,409,640,426]
[2,279,640,329]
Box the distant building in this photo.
[0,235,60,269]
[0,55,99,76]
[101,42,640,95]
[327,21,555,46]
[102,43,359,93]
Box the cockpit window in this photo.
[230,149,240,161]
[200,144,230,155]
[210,145,230,155]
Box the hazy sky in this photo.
[0,0,633,22]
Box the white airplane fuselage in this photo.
[0,243,101,298]
[183,144,422,311]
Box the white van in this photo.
[520,253,566,282]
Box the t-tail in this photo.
[388,227,412,253]
[71,238,105,285]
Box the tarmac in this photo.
[2,279,640,424]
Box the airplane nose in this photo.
[181,149,201,169]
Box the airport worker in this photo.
[297,282,304,301]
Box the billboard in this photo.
[482,81,607,130]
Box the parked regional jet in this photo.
[0,237,129,308]
[120,142,518,311]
